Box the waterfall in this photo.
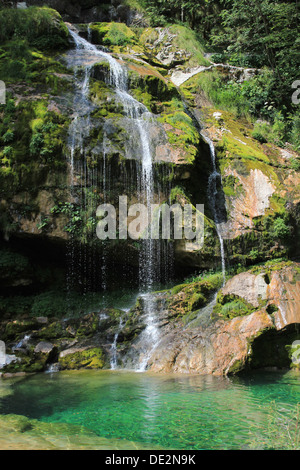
[110,316,125,370]
[134,293,161,372]
[12,334,31,351]
[67,27,162,369]
[66,31,97,295]
[202,134,226,285]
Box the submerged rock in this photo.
[0,413,160,450]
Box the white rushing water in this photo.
[202,133,226,285]
[110,316,126,370]
[67,27,160,370]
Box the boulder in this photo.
[34,341,55,355]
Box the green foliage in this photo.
[184,69,250,118]
[0,7,69,50]
[272,217,291,240]
[2,146,13,158]
[30,291,68,317]
[211,0,299,118]
[144,1,299,140]
[2,129,14,144]
[36,216,50,231]
[288,114,300,152]
[167,272,224,321]
[30,119,65,162]
[0,249,31,280]
[290,158,300,172]
[141,0,222,37]
[51,202,82,234]
[168,24,209,67]
[252,112,286,146]
[50,200,97,241]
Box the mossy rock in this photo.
[289,342,300,369]
[75,313,100,337]
[0,7,70,51]
[59,347,105,370]
[140,25,209,69]
[1,351,48,374]
[89,22,136,47]
[166,272,224,319]
[212,292,256,320]
[36,321,67,340]
[129,71,179,103]
[4,319,38,340]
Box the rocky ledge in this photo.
[1,260,299,377]
[145,260,300,375]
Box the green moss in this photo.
[227,359,245,375]
[89,22,136,46]
[0,95,69,197]
[222,174,245,197]
[169,25,209,67]
[0,7,69,50]
[212,292,256,320]
[158,110,200,163]
[171,283,186,295]
[75,314,99,337]
[59,348,105,370]
[37,321,66,340]
[250,259,295,275]
[2,354,46,373]
[129,71,179,105]
[167,272,224,319]
[4,320,37,340]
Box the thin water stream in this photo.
[202,133,226,286]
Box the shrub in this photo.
[272,217,290,240]
[252,130,267,144]
[289,114,300,151]
[2,130,14,144]
[290,158,300,171]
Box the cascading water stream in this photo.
[202,133,226,286]
[67,27,161,370]
[110,316,126,370]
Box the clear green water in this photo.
[0,370,299,450]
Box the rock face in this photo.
[149,310,274,375]
[0,310,126,373]
[221,271,268,307]
[143,262,300,375]
[219,168,276,238]
[0,7,299,378]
